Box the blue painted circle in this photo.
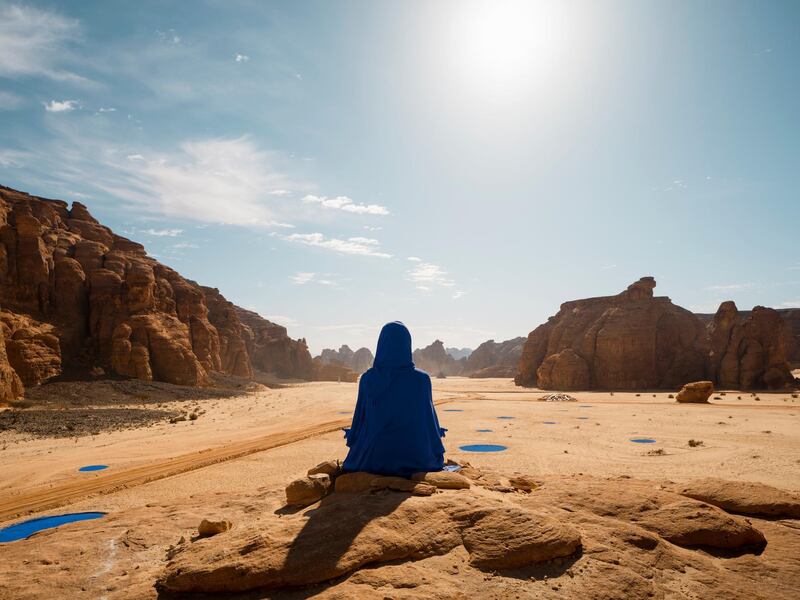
[543,421,557,424]
[443,409,463,412]
[496,416,515,420]
[337,411,351,414]
[579,405,593,408]
[577,416,589,420]
[630,438,657,444]
[0,512,106,543]
[476,428,493,432]
[459,444,508,453]
[78,465,108,472]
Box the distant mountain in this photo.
[445,347,472,360]
[413,340,462,376]
[463,337,525,378]
[317,344,374,374]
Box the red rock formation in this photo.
[412,340,462,376]
[708,302,793,389]
[515,278,707,390]
[311,357,358,382]
[235,308,314,380]
[463,337,525,378]
[0,184,313,401]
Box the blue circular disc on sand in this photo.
[630,438,656,444]
[0,512,106,543]
[459,444,507,453]
[577,416,589,420]
[543,421,557,424]
[443,409,463,412]
[496,416,515,420]
[78,465,108,472]
[476,428,493,432]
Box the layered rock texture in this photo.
[0,185,312,402]
[516,277,795,391]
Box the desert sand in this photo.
[1,378,799,599]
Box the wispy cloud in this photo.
[171,242,198,249]
[704,283,754,292]
[44,99,79,112]
[290,271,315,285]
[779,299,800,308]
[156,29,181,45]
[235,53,250,63]
[143,228,183,237]
[303,194,389,216]
[407,261,455,289]
[0,149,28,168]
[407,256,421,262]
[452,290,465,300]
[601,264,617,270]
[281,232,391,258]
[0,4,85,82]
[97,106,116,113]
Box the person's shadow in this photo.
[279,488,408,584]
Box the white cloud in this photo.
[171,242,198,249]
[0,149,28,167]
[303,194,389,216]
[290,272,315,285]
[269,189,291,196]
[704,283,754,292]
[98,106,116,113]
[282,232,391,258]
[235,53,250,63]
[601,264,617,270]
[364,225,382,231]
[143,228,183,237]
[452,290,465,300]
[0,4,85,81]
[779,300,800,308]
[44,99,79,112]
[407,261,455,288]
[0,91,22,110]
[407,256,422,262]
[156,29,181,45]
[264,314,300,327]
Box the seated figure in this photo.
[343,321,446,477]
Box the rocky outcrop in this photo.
[516,277,795,391]
[413,339,462,376]
[445,346,472,360]
[0,184,312,401]
[675,380,714,403]
[311,358,358,382]
[317,344,373,374]
[515,277,707,390]
[676,478,800,519]
[707,302,793,389]
[463,337,525,378]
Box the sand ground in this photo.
[0,378,799,599]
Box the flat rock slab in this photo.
[157,490,582,594]
[677,478,800,518]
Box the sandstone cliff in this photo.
[463,337,525,378]
[0,184,312,401]
[516,277,795,391]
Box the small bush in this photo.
[688,439,704,448]
[668,394,674,398]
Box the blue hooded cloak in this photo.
[342,322,446,477]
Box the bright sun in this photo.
[442,1,569,98]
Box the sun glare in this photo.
[443,1,569,98]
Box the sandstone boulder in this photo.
[411,470,471,489]
[307,460,342,479]
[285,474,332,507]
[675,380,714,403]
[677,478,800,518]
[198,519,232,538]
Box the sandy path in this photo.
[0,396,461,522]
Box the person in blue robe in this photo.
[342,321,446,477]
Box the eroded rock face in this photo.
[708,302,794,389]
[0,184,313,401]
[516,277,795,391]
[463,337,525,378]
[676,478,800,518]
[515,277,707,390]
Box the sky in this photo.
[0,0,798,355]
